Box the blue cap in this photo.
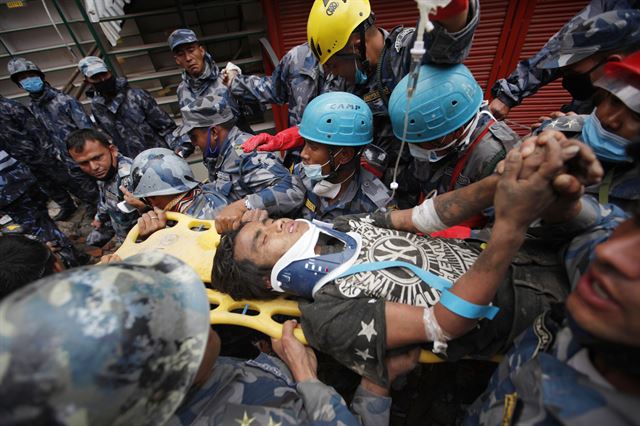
[168,28,199,51]
[78,56,109,78]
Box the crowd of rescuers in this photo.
[0,0,640,423]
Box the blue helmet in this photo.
[298,92,373,146]
[389,64,483,143]
[0,252,210,426]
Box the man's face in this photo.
[174,43,206,77]
[69,139,117,180]
[322,36,360,84]
[234,218,310,268]
[566,214,640,347]
[596,92,640,142]
[300,140,332,174]
[15,70,41,83]
[189,127,212,151]
[86,70,113,85]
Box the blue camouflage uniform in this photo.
[93,153,139,243]
[205,126,305,216]
[27,83,99,205]
[295,164,394,222]
[536,114,640,211]
[164,183,229,220]
[230,43,325,126]
[465,198,634,425]
[87,78,178,158]
[167,352,390,426]
[323,0,480,172]
[0,95,77,211]
[491,1,640,114]
[0,150,80,266]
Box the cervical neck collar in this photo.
[270,220,362,299]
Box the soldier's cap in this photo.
[179,98,234,135]
[538,9,640,70]
[0,251,210,426]
[78,56,109,78]
[7,57,44,83]
[594,50,640,114]
[168,28,199,51]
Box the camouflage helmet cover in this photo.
[179,96,234,136]
[7,57,44,83]
[130,148,199,198]
[168,28,199,51]
[0,251,210,426]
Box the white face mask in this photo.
[312,169,355,199]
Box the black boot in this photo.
[51,202,77,221]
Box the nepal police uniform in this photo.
[205,126,305,216]
[88,77,179,158]
[167,352,390,426]
[0,150,80,266]
[295,165,394,222]
[395,110,520,209]
[0,95,77,212]
[27,83,99,205]
[94,153,139,243]
[491,1,640,113]
[536,115,640,211]
[163,183,229,220]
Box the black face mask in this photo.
[94,76,118,97]
[562,72,596,101]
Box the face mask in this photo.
[204,127,220,159]
[302,148,342,181]
[20,76,44,93]
[408,112,482,163]
[94,76,117,97]
[561,59,606,101]
[312,169,355,199]
[581,108,632,163]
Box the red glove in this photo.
[242,126,304,153]
[429,0,468,21]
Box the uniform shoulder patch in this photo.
[394,27,415,53]
[542,115,587,134]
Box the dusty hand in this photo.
[91,218,102,229]
[494,137,563,231]
[120,185,147,211]
[214,199,249,234]
[489,98,511,120]
[222,69,239,87]
[271,320,317,382]
[360,347,420,396]
[137,207,168,238]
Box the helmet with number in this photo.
[7,57,44,83]
[298,91,373,146]
[0,251,210,426]
[131,148,199,198]
[389,64,483,143]
[307,0,371,65]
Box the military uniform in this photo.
[295,165,394,222]
[465,201,634,425]
[0,150,80,266]
[167,352,390,426]
[536,115,640,211]
[324,0,479,170]
[205,126,305,216]
[0,95,77,212]
[88,77,178,158]
[92,153,139,243]
[27,83,99,205]
[395,110,520,209]
[491,1,640,113]
[164,183,229,220]
[230,43,324,126]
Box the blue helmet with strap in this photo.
[389,64,483,143]
[298,92,373,146]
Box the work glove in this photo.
[242,126,304,153]
[429,0,468,21]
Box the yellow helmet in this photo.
[307,0,372,65]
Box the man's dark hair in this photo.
[0,235,55,299]
[211,226,275,301]
[66,128,112,153]
[218,118,237,131]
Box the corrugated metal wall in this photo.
[268,0,589,134]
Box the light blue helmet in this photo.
[131,148,199,198]
[0,251,210,426]
[298,92,373,146]
[389,64,483,143]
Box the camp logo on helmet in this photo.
[326,1,339,15]
[329,103,361,110]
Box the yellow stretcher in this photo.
[115,212,501,364]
